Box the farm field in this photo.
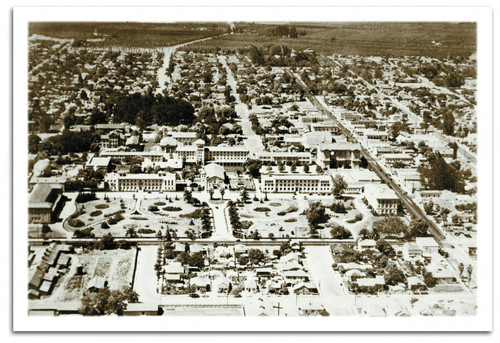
[184,22,476,58]
[29,22,226,48]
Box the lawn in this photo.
[237,199,309,239]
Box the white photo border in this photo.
[12,5,493,332]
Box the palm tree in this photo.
[467,265,473,287]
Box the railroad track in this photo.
[287,69,446,243]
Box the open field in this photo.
[184,22,476,58]
[50,248,137,302]
[29,22,226,48]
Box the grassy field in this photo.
[29,22,226,48]
[185,22,476,58]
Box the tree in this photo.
[209,188,214,200]
[240,188,249,203]
[458,262,464,277]
[249,230,261,240]
[28,134,41,153]
[423,271,437,288]
[99,233,117,250]
[220,188,225,200]
[330,225,351,239]
[385,266,406,286]
[408,219,430,238]
[418,152,465,193]
[306,202,329,236]
[130,164,142,174]
[467,265,473,286]
[376,239,395,258]
[448,142,459,159]
[122,286,139,303]
[79,287,127,316]
[332,175,347,198]
[80,89,88,100]
[126,227,138,238]
[303,163,310,173]
[248,249,266,265]
[442,112,455,136]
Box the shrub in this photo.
[254,207,271,212]
[277,206,298,216]
[148,205,159,212]
[75,192,97,203]
[101,222,110,229]
[284,218,297,223]
[131,217,148,221]
[138,228,156,234]
[180,208,204,219]
[73,228,94,238]
[95,204,110,209]
[154,202,166,206]
[68,218,85,227]
[331,202,347,214]
[163,206,182,212]
[269,202,281,207]
[104,210,126,218]
[90,210,103,217]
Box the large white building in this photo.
[260,173,332,194]
[317,142,361,169]
[105,172,176,192]
[364,183,399,215]
[256,151,312,164]
[175,140,249,167]
[100,150,165,163]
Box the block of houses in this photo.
[415,237,439,256]
[291,282,318,295]
[354,275,385,287]
[298,303,325,316]
[403,242,423,259]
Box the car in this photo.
[189,293,200,298]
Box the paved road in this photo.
[207,201,234,241]
[304,246,355,315]
[219,56,264,156]
[156,34,226,94]
[133,245,161,303]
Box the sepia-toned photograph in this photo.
[12,5,493,332]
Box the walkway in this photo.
[207,200,234,241]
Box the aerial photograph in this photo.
[26,20,478,318]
